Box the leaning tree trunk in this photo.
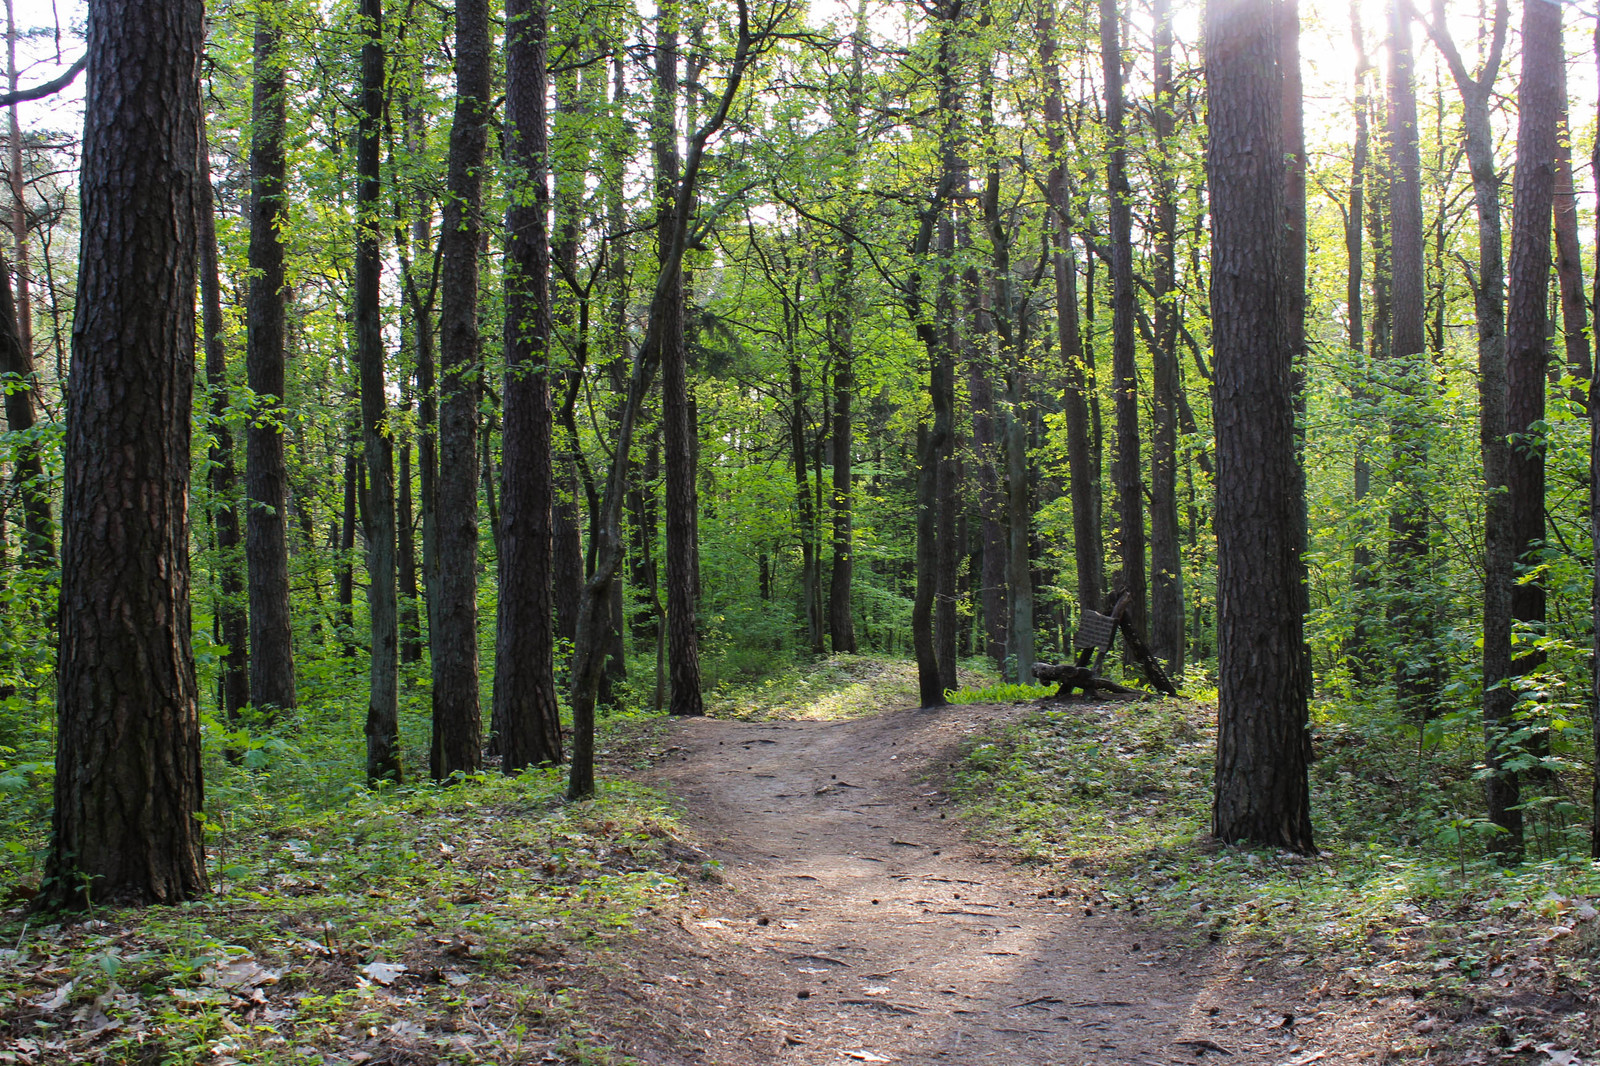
[492,0,564,772]
[356,0,400,783]
[431,0,490,779]
[244,0,297,718]
[44,0,208,908]
[1206,0,1314,854]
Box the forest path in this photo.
[602,701,1349,1066]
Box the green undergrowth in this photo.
[0,764,692,1065]
[706,652,999,721]
[947,695,1600,1055]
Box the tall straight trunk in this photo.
[1385,0,1434,717]
[1552,88,1590,384]
[789,345,824,654]
[1148,0,1182,675]
[494,0,563,771]
[245,0,297,716]
[6,0,32,360]
[1,5,48,565]
[550,50,587,648]
[1428,0,1513,844]
[967,335,1008,667]
[912,420,942,704]
[826,8,866,655]
[1039,0,1102,616]
[1501,0,1562,851]
[198,121,248,727]
[337,445,357,650]
[654,0,704,716]
[397,434,420,662]
[399,99,438,659]
[1347,3,1375,670]
[431,0,490,778]
[1591,15,1600,862]
[1207,0,1313,854]
[934,217,961,697]
[1100,0,1146,639]
[356,0,399,783]
[45,0,207,907]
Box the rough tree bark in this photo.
[244,0,297,717]
[1206,0,1314,854]
[1500,0,1562,853]
[431,0,490,779]
[356,0,400,783]
[43,0,208,908]
[493,0,564,772]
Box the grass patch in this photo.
[947,697,1600,1057]
[706,653,999,721]
[0,767,693,1064]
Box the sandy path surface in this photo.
[594,702,1350,1066]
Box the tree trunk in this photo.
[493,0,564,772]
[654,0,704,717]
[550,49,587,650]
[1426,0,1516,853]
[1501,0,1562,845]
[1037,0,1103,620]
[1552,85,1590,385]
[397,434,421,662]
[1100,0,1147,641]
[1206,0,1313,854]
[1149,0,1182,676]
[431,0,490,779]
[44,0,208,908]
[244,0,297,717]
[198,121,248,729]
[1347,3,1374,672]
[355,0,400,783]
[968,348,1008,667]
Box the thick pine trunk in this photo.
[356,0,400,783]
[1206,0,1313,854]
[431,0,490,779]
[1500,0,1562,852]
[45,0,208,907]
[244,0,297,717]
[1100,0,1147,641]
[493,0,563,772]
[198,123,248,728]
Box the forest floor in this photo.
[577,699,1415,1065]
[2,666,1596,1064]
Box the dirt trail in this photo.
[595,702,1357,1065]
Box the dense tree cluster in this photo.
[0,0,1596,903]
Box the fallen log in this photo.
[1031,662,1144,698]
